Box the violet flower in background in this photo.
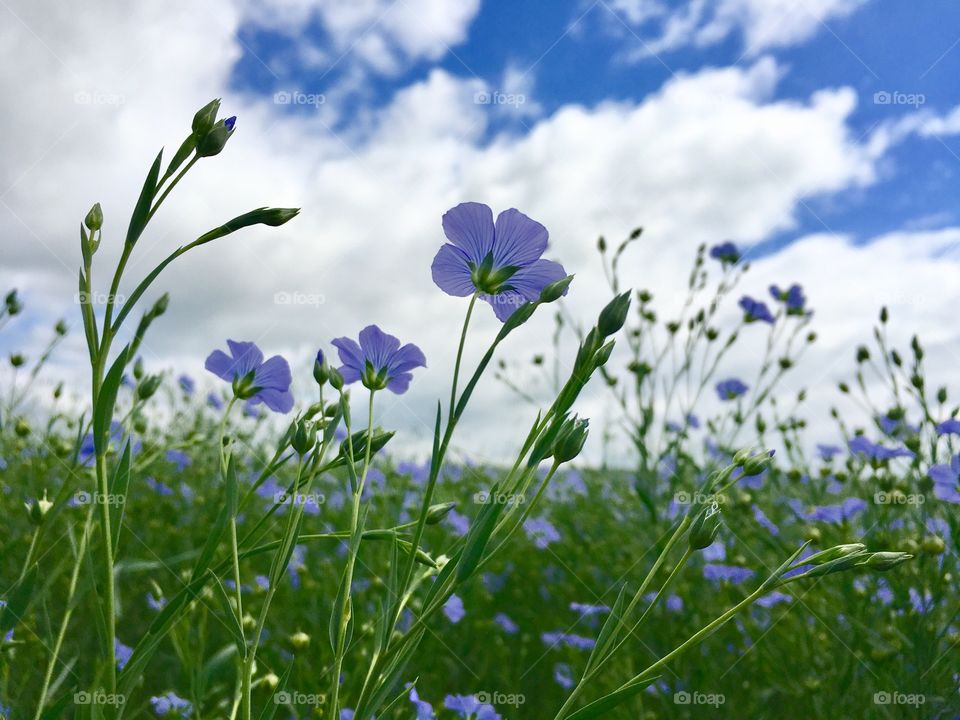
[332,325,425,395]
[739,295,775,324]
[205,339,293,413]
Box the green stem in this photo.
[32,508,95,720]
[449,293,477,424]
[329,390,376,719]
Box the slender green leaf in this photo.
[1,563,38,632]
[125,150,162,247]
[210,573,246,659]
[93,346,129,456]
[110,442,132,554]
[564,674,660,720]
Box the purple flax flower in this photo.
[909,587,933,614]
[115,638,133,670]
[570,602,610,617]
[848,435,914,461]
[769,284,807,315]
[752,504,779,536]
[431,202,568,321]
[936,418,960,436]
[165,449,191,471]
[817,444,843,461]
[409,686,435,720]
[444,695,501,720]
[703,564,754,584]
[666,594,684,612]
[716,378,748,401]
[928,455,960,503]
[554,663,575,689]
[542,631,596,650]
[709,241,740,265]
[331,325,425,395]
[150,691,192,717]
[739,295,775,324]
[806,497,867,523]
[493,612,518,634]
[177,374,195,395]
[206,392,224,410]
[443,594,466,623]
[205,340,293,413]
[146,591,166,611]
[524,516,561,549]
[755,591,792,609]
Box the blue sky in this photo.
[230,1,960,254]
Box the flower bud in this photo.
[137,374,163,401]
[133,357,145,381]
[25,491,53,526]
[55,319,68,336]
[552,416,589,464]
[196,117,236,158]
[592,340,615,368]
[539,275,573,303]
[4,290,22,316]
[192,98,221,137]
[150,293,170,318]
[10,353,25,368]
[800,543,866,566]
[857,551,913,572]
[741,449,774,476]
[689,502,722,550]
[598,292,631,337]
[313,349,329,387]
[289,630,310,650]
[291,418,318,456]
[329,367,344,391]
[84,202,103,232]
[426,502,457,525]
[339,428,394,460]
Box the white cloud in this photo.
[241,0,481,74]
[607,0,869,60]
[1,0,956,464]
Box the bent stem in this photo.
[329,390,376,719]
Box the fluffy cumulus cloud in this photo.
[606,0,870,59]
[1,0,958,462]
[241,0,481,74]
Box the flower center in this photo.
[232,370,260,399]
[470,252,519,294]
[361,361,389,391]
